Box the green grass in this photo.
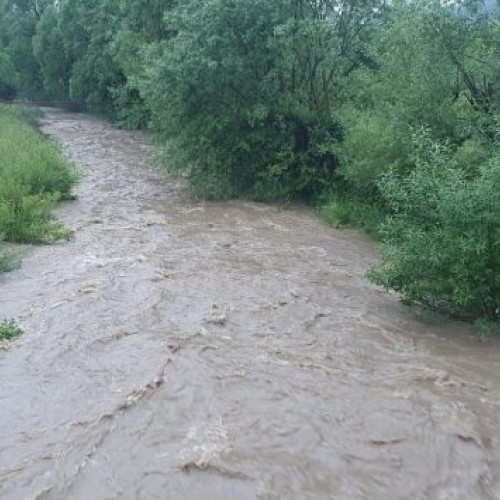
[0,318,23,341]
[0,104,77,249]
[10,105,45,129]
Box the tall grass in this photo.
[0,105,77,257]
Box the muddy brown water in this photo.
[1,109,500,499]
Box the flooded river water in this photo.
[1,109,500,499]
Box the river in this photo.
[0,109,499,499]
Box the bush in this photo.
[0,105,77,245]
[0,319,23,341]
[370,129,500,323]
[319,189,385,239]
[337,109,411,199]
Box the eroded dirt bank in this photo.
[0,109,499,499]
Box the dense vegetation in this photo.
[1,0,500,328]
[0,105,76,270]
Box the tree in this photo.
[337,0,500,198]
[33,5,72,99]
[0,0,44,97]
[0,49,17,99]
[106,0,178,127]
[141,0,386,200]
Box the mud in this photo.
[1,109,499,499]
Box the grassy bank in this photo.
[0,105,77,270]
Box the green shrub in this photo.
[337,110,411,199]
[319,190,385,239]
[370,129,500,323]
[0,319,23,341]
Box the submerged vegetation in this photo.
[0,249,14,273]
[1,0,500,328]
[0,318,23,341]
[0,105,76,266]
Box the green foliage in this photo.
[10,105,44,128]
[319,191,384,239]
[0,0,45,98]
[0,247,14,273]
[370,129,500,323]
[106,0,178,127]
[0,105,77,244]
[0,318,22,341]
[0,48,18,99]
[142,0,383,200]
[30,0,177,121]
[337,0,500,198]
[337,109,410,198]
[474,317,498,339]
[33,6,72,99]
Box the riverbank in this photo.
[0,105,77,272]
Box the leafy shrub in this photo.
[320,195,384,239]
[337,110,411,199]
[110,85,150,130]
[0,319,23,341]
[0,49,18,100]
[370,129,500,323]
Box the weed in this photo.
[0,318,23,341]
